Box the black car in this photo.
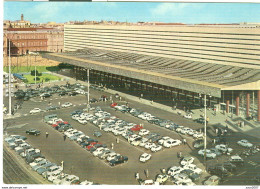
[109,155,128,166]
[59,91,68,96]
[223,162,236,172]
[181,169,200,181]
[70,110,83,116]
[207,165,229,177]
[25,129,41,136]
[68,92,78,96]
[90,98,98,103]
[194,117,205,124]
[41,93,52,98]
[46,106,60,111]
[193,139,204,149]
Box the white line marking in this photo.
[237,171,246,176]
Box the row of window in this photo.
[11,41,47,47]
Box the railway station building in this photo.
[42,24,260,121]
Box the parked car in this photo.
[163,139,182,148]
[198,149,216,159]
[151,145,162,152]
[184,114,192,119]
[60,175,80,185]
[207,165,229,177]
[93,131,102,137]
[46,106,60,111]
[237,139,253,148]
[109,155,128,166]
[180,156,194,166]
[229,155,244,165]
[139,129,150,136]
[30,108,42,114]
[204,175,221,185]
[183,164,202,174]
[156,174,169,184]
[26,129,41,136]
[139,153,151,163]
[61,102,73,108]
[131,125,143,131]
[215,144,233,153]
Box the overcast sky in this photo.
[4,2,260,24]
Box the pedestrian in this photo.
[58,102,61,106]
[119,96,122,101]
[183,138,187,145]
[179,151,182,158]
[145,169,149,178]
[111,143,114,150]
[241,121,245,128]
[206,117,209,124]
[215,128,218,135]
[140,93,143,99]
[116,137,119,144]
[135,172,139,180]
[63,134,66,141]
[162,168,166,174]
[110,95,112,101]
[46,132,49,138]
[126,102,129,107]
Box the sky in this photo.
[3,2,260,24]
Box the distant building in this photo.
[3,14,64,56]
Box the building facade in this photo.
[43,24,260,121]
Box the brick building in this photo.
[3,27,64,56]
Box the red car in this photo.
[110,103,118,108]
[86,142,99,150]
[131,125,143,131]
[52,121,68,128]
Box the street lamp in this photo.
[199,93,210,172]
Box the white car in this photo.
[30,108,41,114]
[29,157,45,167]
[75,89,86,95]
[168,166,184,176]
[156,174,169,184]
[180,156,194,166]
[215,144,233,153]
[131,140,141,146]
[183,164,202,174]
[61,102,72,108]
[180,127,193,135]
[52,173,69,185]
[60,175,79,185]
[145,143,156,149]
[151,145,162,152]
[48,118,63,125]
[141,180,160,185]
[48,170,62,182]
[163,139,182,148]
[237,139,253,148]
[198,149,216,159]
[93,147,105,157]
[174,173,192,183]
[139,153,152,163]
[71,114,80,120]
[193,131,204,139]
[184,114,192,119]
[46,166,63,176]
[78,118,88,124]
[139,129,150,136]
[158,136,172,145]
[106,153,120,161]
[80,180,94,185]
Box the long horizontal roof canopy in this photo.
[42,48,260,98]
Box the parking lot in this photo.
[3,81,260,185]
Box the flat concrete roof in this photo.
[42,48,260,98]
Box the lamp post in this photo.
[8,39,12,116]
[87,68,90,112]
[203,94,207,170]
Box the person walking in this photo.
[162,168,166,174]
[135,172,139,180]
[111,143,114,150]
[183,138,187,145]
[145,169,149,178]
[46,132,49,138]
[116,137,119,144]
[63,134,66,141]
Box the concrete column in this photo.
[257,90,260,121]
[226,100,230,113]
[246,93,250,118]
[236,96,240,116]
